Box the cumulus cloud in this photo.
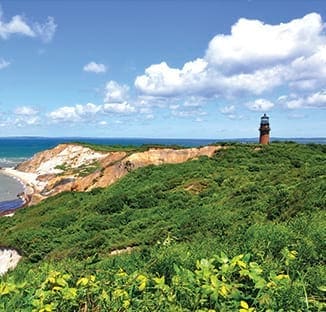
[135,59,208,97]
[48,103,100,122]
[134,13,326,101]
[48,79,139,124]
[288,46,326,90]
[279,91,326,109]
[246,99,274,111]
[104,80,129,102]
[306,90,326,107]
[48,106,82,122]
[219,104,243,120]
[0,58,10,69]
[9,106,41,127]
[0,14,34,39]
[205,13,324,73]
[48,100,136,123]
[15,116,40,126]
[171,109,205,118]
[0,6,57,42]
[103,102,136,114]
[220,105,236,115]
[83,61,107,73]
[170,100,207,119]
[183,96,205,108]
[14,106,38,116]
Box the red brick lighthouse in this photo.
[259,113,270,144]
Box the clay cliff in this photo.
[16,143,223,204]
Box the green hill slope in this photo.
[0,143,325,311]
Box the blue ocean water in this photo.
[0,136,325,214]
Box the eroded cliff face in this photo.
[17,144,107,174]
[17,144,223,204]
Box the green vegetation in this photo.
[54,163,69,171]
[74,142,184,154]
[55,160,101,177]
[0,143,325,311]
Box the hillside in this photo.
[12,143,221,205]
[0,142,325,311]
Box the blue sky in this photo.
[0,0,325,138]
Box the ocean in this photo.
[0,174,24,213]
[0,136,325,213]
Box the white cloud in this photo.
[135,59,208,97]
[146,114,154,120]
[278,91,326,109]
[48,100,136,123]
[49,106,82,122]
[170,102,207,119]
[0,58,10,69]
[134,13,326,101]
[0,6,56,42]
[306,90,326,107]
[14,115,40,127]
[220,105,235,115]
[205,13,324,73]
[0,14,34,39]
[8,106,41,127]
[246,99,274,111]
[169,104,180,110]
[219,105,243,120]
[83,61,107,73]
[33,17,57,43]
[288,46,326,91]
[47,79,139,124]
[287,113,306,119]
[139,107,153,115]
[48,103,101,122]
[25,116,40,125]
[103,102,136,114]
[172,110,207,118]
[183,96,205,108]
[104,80,129,102]
[14,106,38,116]
[137,95,170,109]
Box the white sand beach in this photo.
[0,168,44,196]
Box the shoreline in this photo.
[0,168,38,216]
[0,167,39,195]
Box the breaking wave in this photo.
[0,157,28,168]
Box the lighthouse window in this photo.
[261,114,269,124]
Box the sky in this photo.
[0,0,325,139]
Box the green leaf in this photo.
[62,287,77,300]
[0,283,16,295]
[137,274,148,291]
[219,252,229,264]
[76,277,89,287]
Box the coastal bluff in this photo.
[15,143,223,205]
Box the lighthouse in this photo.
[259,113,270,144]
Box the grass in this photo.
[0,142,325,310]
